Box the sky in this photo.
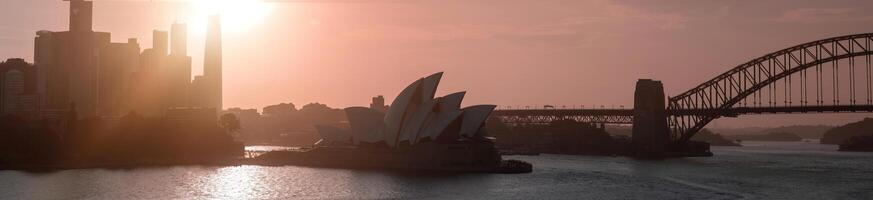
[2,0,873,128]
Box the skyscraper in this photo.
[69,0,92,32]
[171,23,187,57]
[35,0,111,117]
[153,30,169,56]
[203,15,223,110]
[33,0,212,118]
[166,23,192,109]
[98,38,140,116]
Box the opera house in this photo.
[257,72,531,173]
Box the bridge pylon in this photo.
[631,79,671,156]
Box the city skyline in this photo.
[3,0,873,127]
[0,0,224,118]
[2,2,873,199]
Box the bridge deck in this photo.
[670,105,873,116]
[492,109,634,116]
[490,105,873,125]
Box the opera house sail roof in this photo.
[263,72,532,173]
[315,72,496,147]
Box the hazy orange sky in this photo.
[3,0,873,127]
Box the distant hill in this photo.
[839,135,873,152]
[608,126,739,146]
[710,125,833,139]
[821,118,873,145]
[611,125,832,139]
[708,127,768,136]
[726,132,802,142]
[691,129,741,146]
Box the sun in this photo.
[186,0,275,35]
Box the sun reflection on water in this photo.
[204,166,266,199]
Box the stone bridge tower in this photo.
[631,79,670,156]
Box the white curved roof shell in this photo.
[437,92,465,112]
[383,78,423,147]
[419,72,443,103]
[419,110,462,142]
[459,105,497,138]
[315,72,496,147]
[344,107,385,144]
[399,98,439,144]
[414,92,465,143]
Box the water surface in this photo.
[2,142,872,199]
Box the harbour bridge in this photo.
[491,33,873,148]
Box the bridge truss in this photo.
[491,33,873,148]
[669,33,873,145]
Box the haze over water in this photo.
[3,1,873,199]
[2,142,871,199]
[5,0,873,127]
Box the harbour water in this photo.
[1,142,872,199]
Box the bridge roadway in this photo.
[491,108,635,124]
[490,105,873,125]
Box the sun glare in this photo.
[186,0,274,35]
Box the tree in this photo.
[219,113,241,134]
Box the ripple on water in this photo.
[0,142,871,199]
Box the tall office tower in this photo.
[35,0,111,117]
[203,15,223,110]
[129,30,175,117]
[98,39,140,116]
[153,30,169,56]
[69,0,92,32]
[34,31,53,99]
[166,23,192,108]
[171,23,187,56]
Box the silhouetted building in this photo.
[189,75,208,111]
[165,23,192,109]
[127,30,169,117]
[152,30,169,56]
[69,0,93,32]
[163,59,192,109]
[0,59,38,115]
[263,102,296,116]
[30,0,220,119]
[33,31,52,98]
[127,27,194,117]
[206,15,223,109]
[171,22,187,57]
[34,0,111,117]
[192,15,223,110]
[370,95,388,113]
[98,39,140,116]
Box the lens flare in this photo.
[186,0,274,35]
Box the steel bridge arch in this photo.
[669,33,873,145]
